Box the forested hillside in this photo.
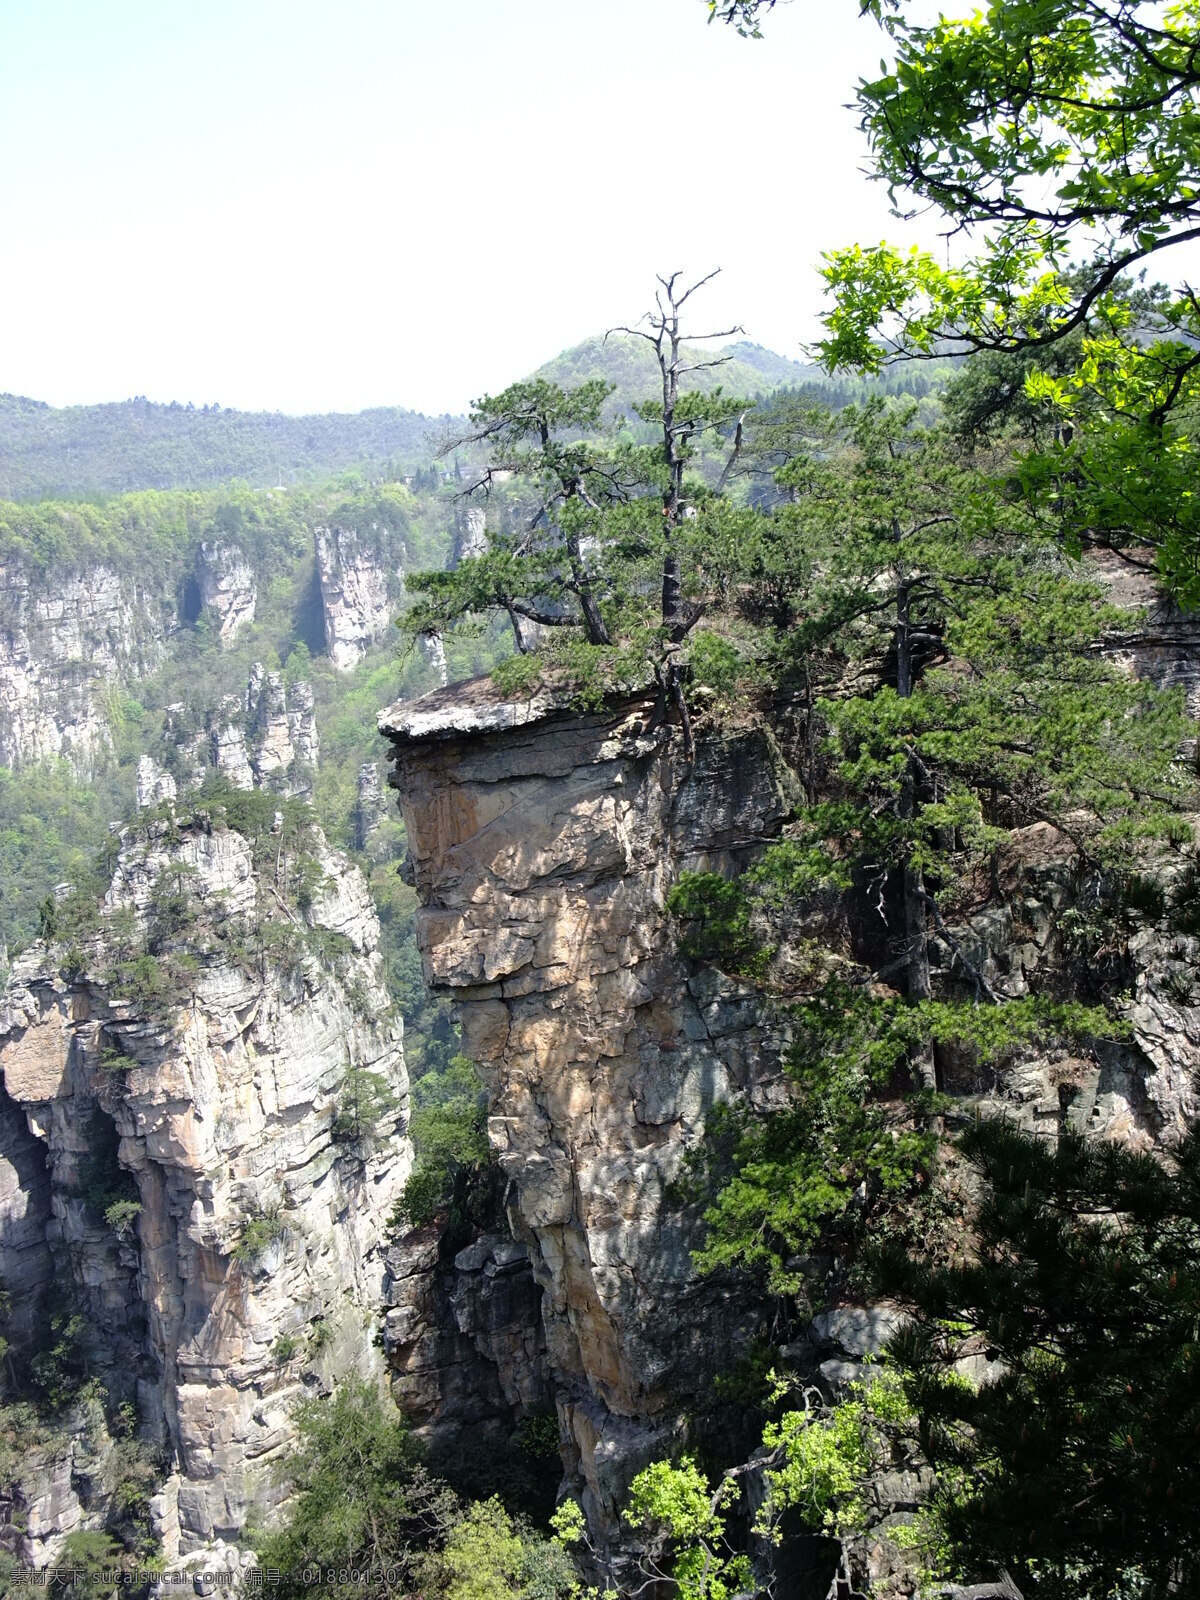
[0,337,828,503]
[531,333,953,415]
[0,392,458,500]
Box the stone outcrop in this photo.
[243,665,319,798]
[355,761,388,858]
[379,639,1200,1572]
[379,679,798,1542]
[0,805,410,1563]
[0,564,172,770]
[1092,547,1200,723]
[383,1225,551,1442]
[316,527,401,672]
[161,668,320,800]
[420,632,450,688]
[209,698,255,791]
[454,506,488,565]
[196,543,257,645]
[136,753,178,810]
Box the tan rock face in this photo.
[0,812,411,1557]
[380,684,798,1533]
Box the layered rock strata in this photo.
[355,761,388,857]
[196,542,257,645]
[383,1225,552,1441]
[316,526,401,672]
[0,564,172,770]
[0,806,410,1562]
[243,666,319,797]
[379,680,799,1540]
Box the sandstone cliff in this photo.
[0,800,409,1564]
[379,680,801,1542]
[154,667,320,802]
[316,526,403,672]
[0,512,404,774]
[379,650,1200,1581]
[195,542,257,646]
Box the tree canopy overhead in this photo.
[712,0,1200,355]
[711,0,1200,603]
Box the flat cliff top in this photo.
[378,673,572,743]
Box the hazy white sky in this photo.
[0,0,948,416]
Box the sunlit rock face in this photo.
[379,678,799,1541]
[316,525,401,672]
[158,667,320,802]
[0,809,410,1562]
[0,563,172,770]
[196,541,257,645]
[243,664,319,798]
[380,629,1200,1569]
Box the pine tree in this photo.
[872,1116,1200,1598]
[405,275,749,749]
[676,396,1192,1294]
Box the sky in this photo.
[0,0,950,416]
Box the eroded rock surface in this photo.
[0,564,172,770]
[316,526,400,672]
[384,1225,551,1441]
[380,681,798,1537]
[0,807,409,1561]
[196,542,257,645]
[380,653,1200,1575]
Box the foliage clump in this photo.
[331,1067,400,1149]
[665,871,771,978]
[255,1380,583,1600]
[872,1116,1200,1598]
[232,1204,288,1266]
[392,1056,495,1243]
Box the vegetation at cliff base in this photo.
[255,1381,581,1600]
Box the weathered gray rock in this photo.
[454,506,488,564]
[240,665,319,798]
[384,1226,551,1440]
[316,527,400,672]
[0,563,172,770]
[136,753,178,810]
[209,696,255,791]
[420,631,449,688]
[0,810,411,1560]
[1092,546,1200,726]
[355,761,388,857]
[196,542,256,645]
[0,1089,53,1347]
[810,1307,903,1358]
